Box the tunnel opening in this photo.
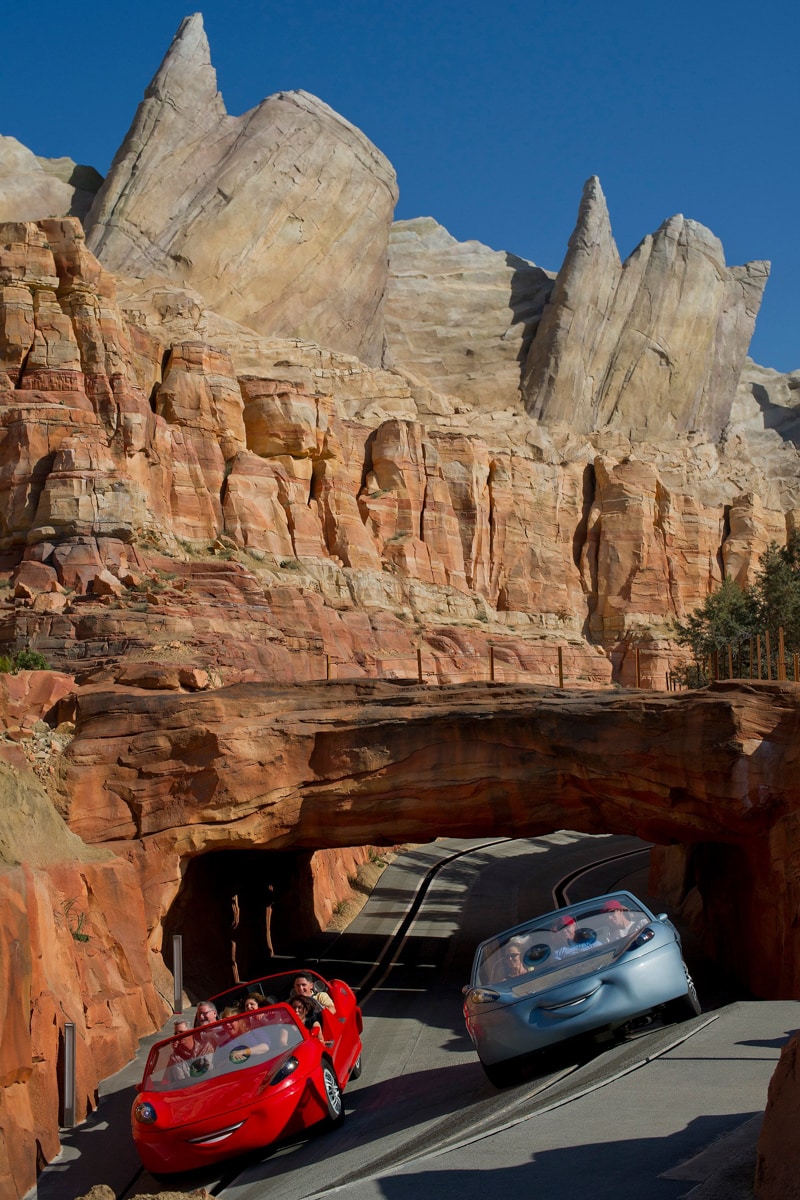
[162,848,320,1001]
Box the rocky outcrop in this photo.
[0,759,167,1200]
[385,217,553,408]
[755,1031,800,1199]
[522,177,770,441]
[51,678,800,1005]
[0,216,794,697]
[0,136,102,224]
[84,15,398,366]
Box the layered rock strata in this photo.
[0,217,793,693]
[84,14,398,365]
[52,677,800,1004]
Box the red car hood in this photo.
[139,1053,291,1129]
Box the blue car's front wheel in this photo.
[481,1057,522,1088]
[664,967,701,1022]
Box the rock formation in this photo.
[51,678,800,1003]
[0,135,101,224]
[84,14,397,366]
[755,1030,800,1199]
[384,217,554,408]
[1,14,800,1195]
[0,215,793,697]
[521,177,770,441]
[0,750,166,1200]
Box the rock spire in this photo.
[85,14,398,365]
[522,176,770,440]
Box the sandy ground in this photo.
[324,848,407,933]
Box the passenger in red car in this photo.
[194,1000,219,1026]
[292,973,336,1014]
[243,992,269,1013]
[290,995,324,1042]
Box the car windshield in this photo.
[143,1007,303,1092]
[474,899,652,992]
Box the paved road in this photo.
[315,1001,798,1200]
[32,834,800,1200]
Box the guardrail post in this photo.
[62,1021,76,1129]
[173,933,183,1015]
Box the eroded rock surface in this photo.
[0,215,795,696]
[54,678,800,1004]
[522,177,770,441]
[0,759,166,1200]
[385,217,553,408]
[0,135,102,224]
[84,14,397,365]
[756,1031,800,1199]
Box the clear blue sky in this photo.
[2,1,797,372]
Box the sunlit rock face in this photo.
[0,216,793,696]
[384,217,554,409]
[521,177,770,441]
[84,14,397,366]
[52,678,800,1008]
[0,135,102,224]
[756,1031,800,1200]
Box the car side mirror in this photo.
[462,985,471,996]
[656,913,668,922]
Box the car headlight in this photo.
[270,1055,299,1085]
[466,988,501,1005]
[134,1101,158,1124]
[630,927,656,949]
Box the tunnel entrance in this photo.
[162,848,319,1000]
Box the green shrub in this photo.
[0,647,51,673]
[13,648,51,671]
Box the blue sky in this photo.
[1,1,797,372]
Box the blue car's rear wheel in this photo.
[322,1061,345,1124]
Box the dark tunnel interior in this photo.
[162,848,322,1001]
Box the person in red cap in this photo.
[553,913,582,959]
[601,898,643,943]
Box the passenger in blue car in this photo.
[497,940,527,979]
[552,914,582,959]
[600,898,646,943]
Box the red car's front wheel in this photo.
[322,1062,344,1125]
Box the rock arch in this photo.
[59,677,800,999]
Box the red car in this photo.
[131,971,363,1176]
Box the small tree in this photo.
[674,576,758,680]
[673,536,800,684]
[751,541,800,653]
[0,647,51,674]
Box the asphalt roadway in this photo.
[31,835,800,1200]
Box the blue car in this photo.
[463,891,700,1086]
